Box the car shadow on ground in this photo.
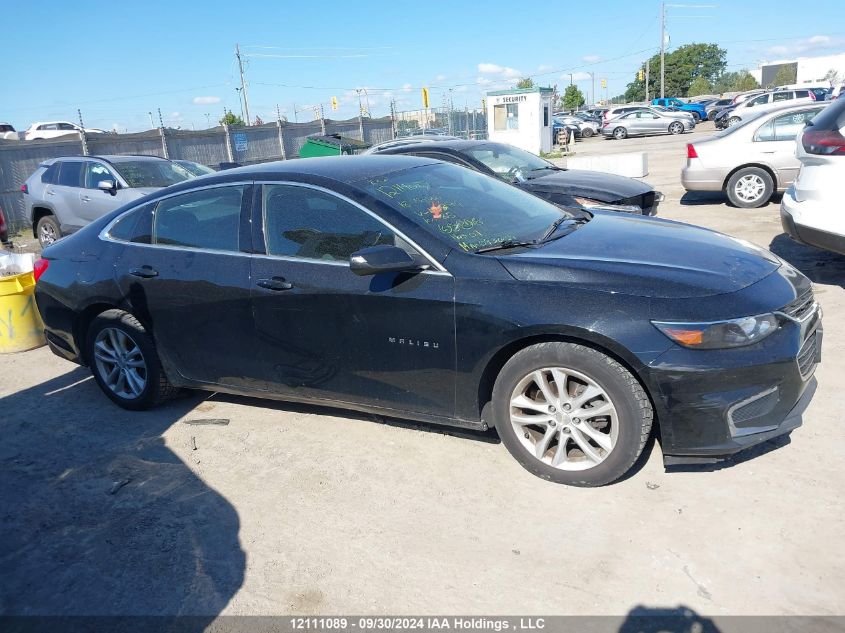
[0,366,245,622]
[769,233,845,289]
[679,191,784,207]
[618,605,721,633]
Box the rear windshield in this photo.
[112,160,192,188]
[0,124,14,133]
[806,99,845,131]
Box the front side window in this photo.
[154,186,244,252]
[85,162,114,189]
[358,162,571,253]
[57,161,83,187]
[262,185,395,261]
[112,160,192,188]
[773,92,791,102]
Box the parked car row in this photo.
[601,107,695,139]
[0,121,107,141]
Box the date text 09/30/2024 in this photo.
[290,617,547,631]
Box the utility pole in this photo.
[645,59,650,101]
[236,43,251,126]
[590,72,595,107]
[204,113,211,127]
[660,1,666,98]
[569,74,573,86]
[148,112,155,129]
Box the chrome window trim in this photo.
[255,180,449,274]
[98,179,451,276]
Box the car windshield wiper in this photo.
[527,166,562,178]
[474,239,539,254]
[540,215,589,242]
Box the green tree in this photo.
[219,110,245,127]
[515,77,535,89]
[824,68,841,85]
[562,85,586,111]
[625,43,727,101]
[733,71,759,91]
[688,76,712,96]
[771,65,797,87]
[711,70,758,93]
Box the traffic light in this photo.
[601,78,607,89]
[422,87,430,109]
[638,69,644,82]
[331,96,338,111]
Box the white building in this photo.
[486,87,554,155]
[751,52,845,87]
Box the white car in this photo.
[781,98,845,255]
[1,122,20,140]
[24,121,104,141]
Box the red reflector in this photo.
[33,258,49,282]
[809,91,817,101]
[802,129,845,155]
[20,184,28,194]
[687,144,698,159]
[0,211,6,234]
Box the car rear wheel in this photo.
[727,116,741,127]
[613,127,627,140]
[36,215,61,248]
[581,127,594,138]
[87,309,178,410]
[492,342,653,487]
[726,167,774,208]
[668,121,684,135]
[691,112,701,122]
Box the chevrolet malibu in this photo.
[34,157,821,486]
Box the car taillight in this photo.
[687,144,698,159]
[809,91,817,101]
[0,209,6,234]
[33,258,49,282]
[802,129,845,155]
[20,183,28,194]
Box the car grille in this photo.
[781,288,815,321]
[797,332,818,378]
[730,388,779,426]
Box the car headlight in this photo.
[572,196,642,214]
[652,314,779,349]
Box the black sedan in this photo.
[34,156,820,486]
[369,139,663,215]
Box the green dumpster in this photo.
[299,134,370,158]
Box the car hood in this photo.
[497,211,780,298]
[520,169,651,203]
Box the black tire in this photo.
[581,127,594,138]
[725,167,774,208]
[492,342,653,487]
[36,214,61,248]
[612,127,627,140]
[668,121,684,135]
[691,112,701,122]
[87,309,178,410]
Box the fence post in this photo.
[358,114,364,141]
[159,126,170,158]
[223,123,234,162]
[78,130,89,156]
[277,120,287,160]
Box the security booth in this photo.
[486,87,554,155]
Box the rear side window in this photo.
[57,161,83,187]
[756,109,821,142]
[153,186,244,252]
[795,90,809,98]
[773,92,792,102]
[41,163,59,184]
[109,203,153,244]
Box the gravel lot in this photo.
[2,123,844,619]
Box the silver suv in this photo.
[24,155,192,247]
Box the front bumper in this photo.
[642,302,822,462]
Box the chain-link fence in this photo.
[394,107,487,139]
[0,116,394,234]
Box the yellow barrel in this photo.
[0,271,46,353]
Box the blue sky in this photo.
[3,0,845,131]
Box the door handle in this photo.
[256,277,293,291]
[46,190,55,196]
[129,266,159,279]
[80,195,91,202]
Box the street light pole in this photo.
[148,112,154,129]
[660,0,666,98]
[235,43,251,125]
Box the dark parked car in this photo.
[0,204,9,245]
[35,156,820,486]
[369,139,663,215]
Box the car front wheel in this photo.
[668,121,684,134]
[492,342,653,487]
[613,127,627,140]
[87,309,178,410]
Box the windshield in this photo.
[112,160,193,188]
[462,143,554,182]
[176,161,216,177]
[358,162,573,253]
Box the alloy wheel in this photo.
[509,367,618,471]
[39,223,57,246]
[734,174,766,203]
[93,327,147,399]
[669,122,683,134]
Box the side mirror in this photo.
[349,245,428,276]
[97,179,117,195]
[652,115,659,119]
